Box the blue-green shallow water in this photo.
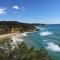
[24,24,60,60]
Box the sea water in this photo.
[23,24,60,60]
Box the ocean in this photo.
[23,24,60,60]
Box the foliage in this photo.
[0,41,51,60]
[0,21,45,34]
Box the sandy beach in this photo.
[0,32,28,40]
[0,33,17,39]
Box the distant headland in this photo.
[0,21,45,35]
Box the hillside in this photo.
[0,21,44,35]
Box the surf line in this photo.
[46,42,60,52]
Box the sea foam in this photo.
[46,42,60,52]
[40,31,52,36]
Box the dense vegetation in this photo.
[0,21,45,34]
[0,21,40,34]
[0,38,51,60]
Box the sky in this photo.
[0,0,60,24]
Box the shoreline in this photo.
[0,32,28,49]
[0,33,17,39]
[0,32,28,39]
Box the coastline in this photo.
[0,33,17,39]
[0,32,28,48]
[0,32,28,39]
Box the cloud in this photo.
[13,5,19,9]
[13,5,25,10]
[0,8,6,15]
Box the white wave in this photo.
[35,26,41,29]
[40,31,52,36]
[46,42,60,52]
[21,32,28,36]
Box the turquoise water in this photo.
[24,24,60,60]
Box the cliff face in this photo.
[0,21,41,34]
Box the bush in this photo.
[0,42,51,60]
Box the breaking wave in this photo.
[40,31,53,36]
[46,42,60,52]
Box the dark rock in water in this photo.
[36,29,40,31]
